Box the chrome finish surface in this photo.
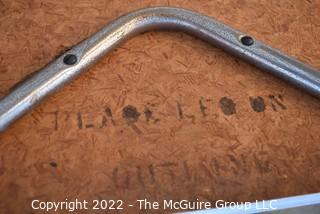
[0,7,320,131]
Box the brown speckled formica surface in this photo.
[0,0,320,213]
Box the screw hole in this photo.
[63,54,77,65]
[240,36,254,46]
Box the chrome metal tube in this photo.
[0,7,320,132]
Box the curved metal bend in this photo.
[0,7,320,131]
